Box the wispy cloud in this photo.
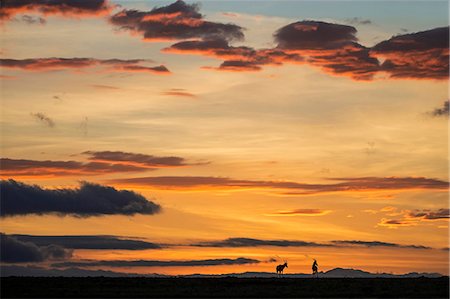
[265,209,331,216]
[31,112,55,128]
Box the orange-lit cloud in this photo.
[106,176,448,194]
[109,0,244,42]
[371,27,449,80]
[0,0,113,22]
[83,151,190,168]
[377,208,449,229]
[0,58,170,75]
[265,209,331,216]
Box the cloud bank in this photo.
[0,179,161,217]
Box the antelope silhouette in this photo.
[312,259,318,277]
[276,261,288,277]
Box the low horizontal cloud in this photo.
[0,58,170,75]
[0,0,113,22]
[0,179,161,217]
[51,257,259,268]
[189,237,431,250]
[371,27,449,79]
[407,209,449,220]
[107,176,448,194]
[9,234,162,250]
[266,209,331,216]
[344,17,372,25]
[83,151,188,168]
[191,238,329,248]
[31,112,55,128]
[109,0,244,42]
[1,234,72,263]
[331,240,430,249]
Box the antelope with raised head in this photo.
[276,261,288,277]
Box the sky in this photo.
[0,0,449,276]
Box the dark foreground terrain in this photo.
[1,277,449,298]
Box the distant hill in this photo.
[1,265,443,278]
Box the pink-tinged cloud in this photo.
[371,27,449,80]
[109,0,244,42]
[0,0,113,22]
[0,58,170,75]
[106,176,448,194]
[266,209,332,216]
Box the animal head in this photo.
[284,262,288,268]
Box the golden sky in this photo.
[0,0,448,276]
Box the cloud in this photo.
[430,100,449,117]
[191,238,329,248]
[91,84,120,90]
[377,218,417,228]
[83,150,188,168]
[274,20,380,80]
[0,58,170,75]
[265,209,331,216]
[190,237,431,250]
[31,112,55,128]
[371,27,449,79]
[18,15,46,25]
[107,176,448,194]
[407,209,449,220]
[1,234,72,263]
[109,0,244,42]
[344,17,372,25]
[0,265,146,277]
[162,89,196,98]
[0,0,113,22]
[51,257,260,268]
[0,179,161,217]
[331,240,430,249]
[9,234,162,250]
[0,157,153,177]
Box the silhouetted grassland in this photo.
[1,277,449,298]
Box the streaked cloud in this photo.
[8,234,162,250]
[430,100,449,118]
[107,176,448,194]
[0,179,161,217]
[0,58,170,75]
[162,89,196,98]
[331,240,430,249]
[265,209,331,216]
[51,257,260,268]
[83,150,188,168]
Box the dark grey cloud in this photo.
[0,179,161,217]
[0,0,113,21]
[430,100,449,117]
[191,238,329,248]
[0,265,143,277]
[10,234,162,250]
[274,20,359,50]
[19,15,46,25]
[108,176,449,194]
[31,112,55,128]
[51,257,260,268]
[407,209,449,220]
[0,157,152,176]
[83,150,188,167]
[109,0,244,42]
[1,234,72,263]
[371,27,449,79]
[331,240,431,249]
